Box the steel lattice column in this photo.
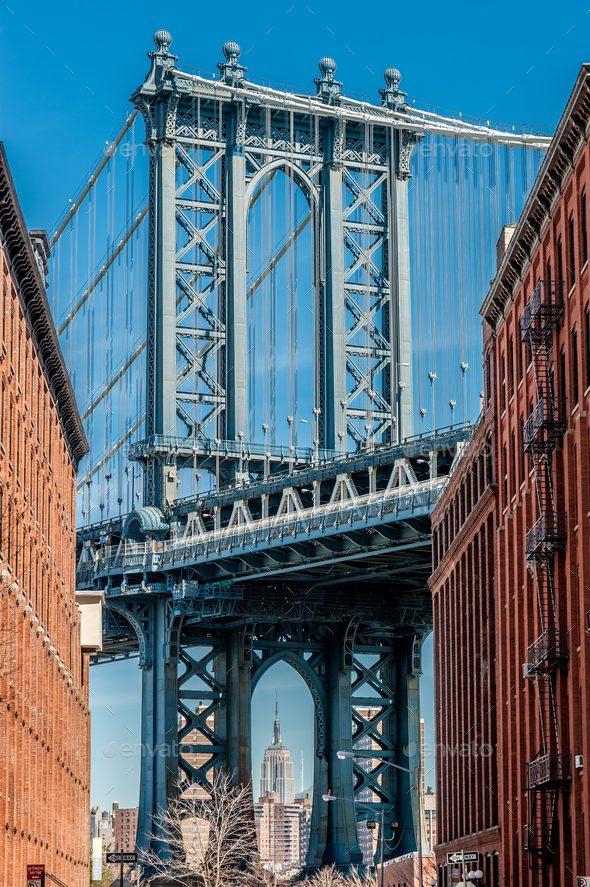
[321,121,347,453]
[136,598,179,858]
[224,106,248,455]
[322,624,362,865]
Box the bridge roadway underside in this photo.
[84,430,470,872]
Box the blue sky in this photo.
[2,0,589,810]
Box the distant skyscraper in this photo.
[259,699,295,804]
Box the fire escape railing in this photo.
[519,279,570,870]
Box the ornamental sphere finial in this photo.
[319,56,337,75]
[223,40,242,61]
[384,67,402,87]
[153,29,173,51]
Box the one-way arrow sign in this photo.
[106,852,138,864]
[447,851,479,864]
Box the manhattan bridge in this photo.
[52,31,552,871]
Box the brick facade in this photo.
[429,415,501,885]
[0,145,89,884]
[431,65,590,886]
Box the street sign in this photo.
[577,878,590,887]
[447,851,479,864]
[27,865,45,887]
[106,852,138,864]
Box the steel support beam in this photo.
[321,121,347,452]
[225,106,248,457]
[136,599,179,859]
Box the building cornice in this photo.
[480,64,590,332]
[0,143,88,467]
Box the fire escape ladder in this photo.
[520,279,570,870]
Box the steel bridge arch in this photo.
[245,158,320,209]
[251,648,327,756]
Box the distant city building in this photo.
[254,791,312,872]
[259,700,295,804]
[0,144,90,885]
[113,804,139,854]
[91,806,115,852]
[424,788,436,852]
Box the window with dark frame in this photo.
[558,237,564,284]
[561,346,567,401]
[511,430,516,496]
[569,214,576,289]
[503,443,508,508]
[582,189,588,266]
[572,324,579,405]
[501,352,506,410]
[508,336,514,400]
[586,306,590,391]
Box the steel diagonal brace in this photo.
[345,356,390,410]
[344,231,386,285]
[176,210,218,263]
[343,171,387,224]
[175,145,221,202]
[345,293,389,350]
[176,275,225,330]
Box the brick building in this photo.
[429,414,501,885]
[254,790,312,873]
[113,803,139,854]
[430,64,590,886]
[0,145,89,883]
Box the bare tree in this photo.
[294,864,376,887]
[142,772,270,887]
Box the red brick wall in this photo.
[432,69,590,887]
[429,414,501,884]
[489,142,590,886]
[0,241,90,883]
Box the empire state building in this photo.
[259,701,295,804]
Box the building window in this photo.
[572,324,579,405]
[511,430,516,496]
[501,352,506,411]
[558,236,564,284]
[520,414,526,486]
[569,214,576,289]
[485,353,491,405]
[503,443,508,508]
[586,306,590,391]
[486,434,493,486]
[561,346,567,401]
[582,189,588,266]
[508,336,514,400]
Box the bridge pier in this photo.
[136,598,179,860]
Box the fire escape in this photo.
[520,280,571,868]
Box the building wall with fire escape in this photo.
[450,63,590,887]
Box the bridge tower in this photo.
[89,31,436,874]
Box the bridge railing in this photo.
[79,477,446,581]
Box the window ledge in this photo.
[518,379,524,390]
[572,402,580,416]
[568,282,576,298]
[581,259,589,277]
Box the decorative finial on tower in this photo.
[380,66,410,112]
[153,30,173,53]
[314,57,343,104]
[144,30,177,88]
[217,41,247,87]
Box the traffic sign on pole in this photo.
[447,851,479,864]
[106,852,138,864]
[27,864,45,887]
[577,878,590,887]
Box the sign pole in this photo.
[462,848,465,883]
[121,854,124,887]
